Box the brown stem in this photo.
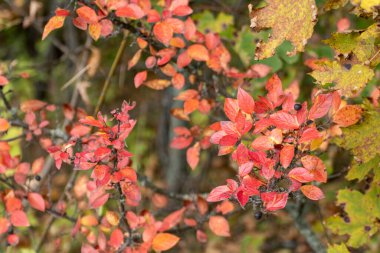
[93,32,129,116]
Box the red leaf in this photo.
[301,155,327,183]
[301,185,325,200]
[89,188,110,209]
[153,22,174,46]
[108,228,123,249]
[115,4,145,19]
[76,6,98,24]
[251,136,274,151]
[186,142,200,170]
[299,127,321,143]
[187,44,209,61]
[28,192,46,212]
[10,210,30,227]
[160,208,185,231]
[196,229,208,243]
[238,162,254,177]
[207,185,233,202]
[288,167,314,183]
[0,218,10,235]
[152,233,180,251]
[208,216,230,237]
[224,98,239,122]
[0,75,9,86]
[269,111,299,130]
[308,93,333,120]
[280,145,294,169]
[172,5,193,16]
[184,17,196,41]
[237,88,255,114]
[134,71,147,88]
[261,192,288,211]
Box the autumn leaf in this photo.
[333,105,380,163]
[144,79,171,90]
[28,192,46,212]
[115,4,146,19]
[289,167,314,183]
[0,218,10,235]
[310,61,374,97]
[186,142,200,170]
[152,233,180,251]
[333,105,362,127]
[249,0,317,59]
[153,22,174,46]
[88,22,101,41]
[187,44,210,61]
[0,75,9,86]
[134,71,147,88]
[76,6,98,24]
[0,118,10,132]
[280,145,294,168]
[237,87,255,114]
[10,210,30,227]
[42,15,67,40]
[261,192,288,211]
[308,93,333,120]
[269,111,299,130]
[108,228,123,249]
[208,216,230,237]
[301,185,324,200]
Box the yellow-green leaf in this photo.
[310,61,374,97]
[327,183,380,247]
[328,243,350,253]
[333,105,380,163]
[249,0,317,59]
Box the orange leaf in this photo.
[237,88,255,114]
[0,218,10,235]
[301,185,324,200]
[153,22,174,46]
[128,49,142,70]
[280,145,294,169]
[20,99,47,112]
[109,228,123,249]
[186,142,200,170]
[152,233,180,251]
[81,214,98,226]
[134,71,147,88]
[208,216,230,237]
[89,22,101,41]
[27,192,45,212]
[187,44,209,61]
[333,105,362,127]
[269,111,299,130]
[42,15,66,40]
[172,73,185,89]
[184,99,199,114]
[10,210,30,227]
[76,6,98,24]
[0,75,9,86]
[115,4,145,19]
[0,118,10,132]
[144,79,171,90]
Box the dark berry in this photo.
[365,226,371,232]
[35,175,41,181]
[254,211,263,220]
[344,216,350,223]
[294,103,302,111]
[306,119,313,125]
[343,63,352,70]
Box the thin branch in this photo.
[93,32,129,116]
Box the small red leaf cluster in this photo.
[207,75,336,210]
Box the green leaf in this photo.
[310,61,374,97]
[333,105,380,163]
[324,24,380,66]
[346,155,380,181]
[327,243,350,253]
[327,183,380,247]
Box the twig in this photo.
[285,202,326,253]
[93,32,129,116]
